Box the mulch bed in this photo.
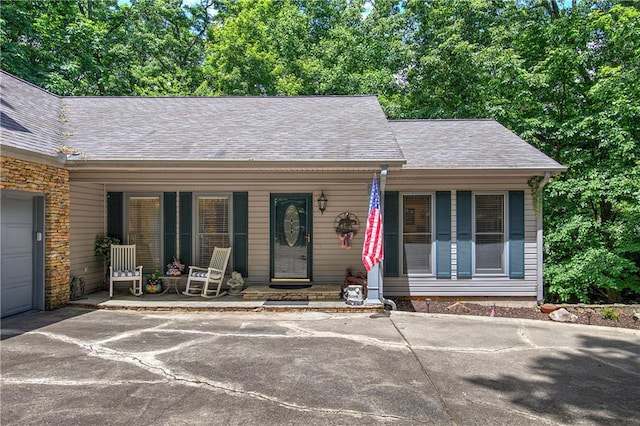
[393,299,640,330]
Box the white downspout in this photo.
[378,166,396,310]
[536,172,552,304]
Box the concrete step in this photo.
[242,283,342,301]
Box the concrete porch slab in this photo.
[67,288,383,313]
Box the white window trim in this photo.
[400,192,435,277]
[472,191,508,277]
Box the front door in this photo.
[271,194,312,282]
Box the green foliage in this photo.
[146,270,164,285]
[545,247,639,303]
[94,234,121,264]
[601,307,621,321]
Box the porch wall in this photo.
[69,182,106,293]
[78,170,375,284]
[69,169,541,297]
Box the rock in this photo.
[540,303,558,314]
[447,301,471,314]
[549,308,578,323]
[633,313,640,322]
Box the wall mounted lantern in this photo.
[317,191,328,215]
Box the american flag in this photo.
[362,174,383,271]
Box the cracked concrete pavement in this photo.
[1,308,639,425]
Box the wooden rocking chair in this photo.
[109,244,143,297]
[183,247,232,298]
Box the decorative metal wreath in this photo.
[334,212,360,236]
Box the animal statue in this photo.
[227,271,245,294]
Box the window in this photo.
[196,196,230,267]
[402,194,432,275]
[127,195,161,272]
[475,194,505,274]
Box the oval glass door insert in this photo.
[284,204,301,247]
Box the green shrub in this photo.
[601,307,621,321]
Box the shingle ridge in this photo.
[0,69,62,99]
[64,94,378,100]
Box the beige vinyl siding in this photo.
[73,170,377,285]
[384,174,539,297]
[69,169,542,297]
[69,182,105,292]
[245,185,371,283]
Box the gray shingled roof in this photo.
[1,70,564,173]
[389,120,566,171]
[1,71,62,157]
[61,95,405,163]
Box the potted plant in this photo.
[94,234,120,265]
[95,234,120,290]
[145,270,163,294]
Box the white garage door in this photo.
[1,193,35,318]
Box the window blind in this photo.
[197,197,230,267]
[402,194,432,274]
[127,196,161,271]
[475,194,505,272]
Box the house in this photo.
[0,70,566,317]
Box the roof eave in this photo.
[0,144,63,167]
[399,166,567,175]
[63,158,407,171]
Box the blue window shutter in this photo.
[456,191,472,278]
[509,191,525,278]
[384,191,399,277]
[435,191,451,278]
[107,192,123,243]
[163,192,177,269]
[179,192,192,267]
[233,192,249,277]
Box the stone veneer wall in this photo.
[1,156,70,309]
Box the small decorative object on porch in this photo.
[227,271,245,295]
[166,256,185,276]
[334,212,360,249]
[343,268,367,299]
[145,270,163,294]
[69,276,87,301]
[345,285,364,305]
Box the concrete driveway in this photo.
[1,308,638,425]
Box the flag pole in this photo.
[377,166,396,309]
[364,166,396,309]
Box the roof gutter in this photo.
[63,158,407,171]
[537,171,552,303]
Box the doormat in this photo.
[263,300,309,306]
[269,284,312,290]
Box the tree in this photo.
[2,0,638,302]
[538,3,640,302]
[127,0,213,95]
[0,0,135,95]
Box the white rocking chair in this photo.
[183,247,232,298]
[109,244,143,298]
